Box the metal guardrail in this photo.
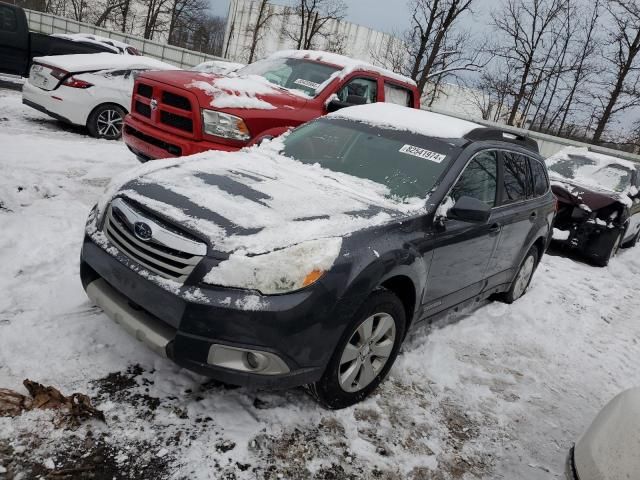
[426,106,640,163]
[24,9,227,68]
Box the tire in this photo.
[593,231,622,267]
[501,246,539,304]
[308,290,406,409]
[621,229,640,249]
[87,104,126,140]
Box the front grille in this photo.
[161,111,193,132]
[162,91,191,111]
[137,83,153,98]
[104,203,204,282]
[135,100,151,118]
[124,126,182,156]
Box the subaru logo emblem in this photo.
[134,222,153,241]
[150,98,158,111]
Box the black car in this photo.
[0,2,121,77]
[548,148,640,266]
[80,103,555,409]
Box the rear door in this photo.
[485,151,539,286]
[0,4,28,76]
[423,149,501,314]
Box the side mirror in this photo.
[448,196,491,223]
[326,95,368,112]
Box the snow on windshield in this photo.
[547,147,637,196]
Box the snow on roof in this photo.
[269,49,416,87]
[52,33,134,53]
[547,147,638,203]
[192,60,245,74]
[328,103,484,139]
[547,146,638,171]
[33,52,177,73]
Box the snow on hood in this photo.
[329,103,483,139]
[97,139,425,255]
[547,147,638,208]
[186,75,279,110]
[33,53,177,73]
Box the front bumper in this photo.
[123,114,241,161]
[552,220,622,262]
[22,81,86,126]
[80,233,357,388]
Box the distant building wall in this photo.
[222,0,397,64]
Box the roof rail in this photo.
[464,128,539,153]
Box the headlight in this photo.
[201,109,250,141]
[203,238,342,295]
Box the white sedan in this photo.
[22,52,176,139]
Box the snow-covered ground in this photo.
[1,87,639,479]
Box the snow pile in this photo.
[547,147,638,206]
[203,238,342,293]
[329,102,483,139]
[187,76,277,109]
[191,60,245,75]
[32,53,177,74]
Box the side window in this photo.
[529,158,549,197]
[384,82,412,107]
[0,5,18,32]
[451,150,498,207]
[501,152,530,204]
[337,78,378,104]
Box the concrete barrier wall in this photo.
[25,9,226,68]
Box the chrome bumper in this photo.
[85,279,175,357]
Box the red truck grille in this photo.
[131,80,198,138]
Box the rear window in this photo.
[501,152,530,204]
[0,5,18,32]
[384,82,412,107]
[529,158,549,197]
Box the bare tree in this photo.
[592,0,640,143]
[287,0,347,50]
[491,0,567,126]
[246,0,278,63]
[167,0,209,46]
[142,0,171,39]
[405,0,478,95]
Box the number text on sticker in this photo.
[399,145,447,163]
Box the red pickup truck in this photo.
[122,50,420,161]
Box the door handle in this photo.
[489,223,501,235]
[529,212,538,221]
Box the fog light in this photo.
[206,344,290,375]
[245,351,268,371]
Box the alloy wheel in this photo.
[96,109,123,138]
[338,312,396,393]
[513,255,535,300]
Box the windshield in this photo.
[548,155,633,192]
[237,57,340,96]
[281,119,459,201]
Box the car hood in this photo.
[550,177,631,210]
[98,142,424,255]
[141,70,310,112]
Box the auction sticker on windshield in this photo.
[294,78,321,89]
[399,144,447,163]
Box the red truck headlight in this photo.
[201,109,250,141]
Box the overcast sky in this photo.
[210,0,494,34]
